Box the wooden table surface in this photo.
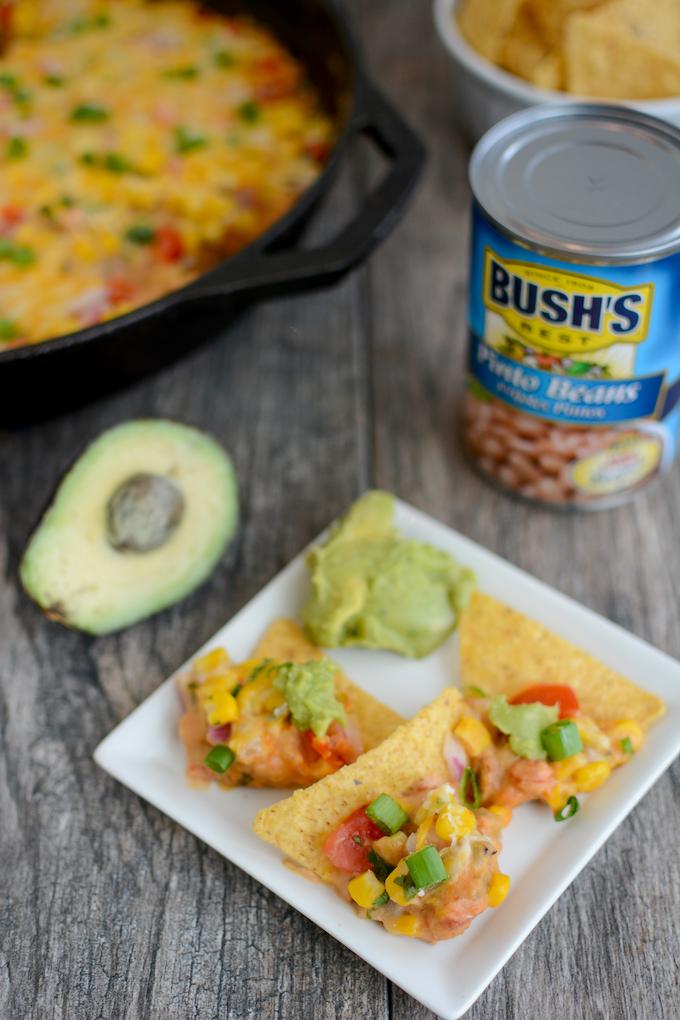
[2,3,679,1018]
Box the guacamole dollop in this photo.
[302,490,475,659]
[272,660,346,738]
[488,695,558,759]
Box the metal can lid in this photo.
[470,104,680,263]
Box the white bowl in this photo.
[434,0,680,142]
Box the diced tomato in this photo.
[303,723,358,770]
[305,139,331,164]
[1,204,23,231]
[107,277,136,306]
[153,226,184,263]
[510,684,580,720]
[322,807,383,873]
[0,3,13,35]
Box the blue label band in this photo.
[469,333,665,425]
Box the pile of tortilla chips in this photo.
[457,0,680,99]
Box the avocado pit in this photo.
[106,473,184,553]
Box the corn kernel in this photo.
[348,870,385,910]
[435,806,476,843]
[385,861,411,907]
[454,716,492,756]
[488,804,513,827]
[193,647,230,675]
[553,751,588,781]
[203,690,239,727]
[608,719,644,754]
[546,783,570,813]
[488,872,510,908]
[391,914,420,938]
[573,761,612,793]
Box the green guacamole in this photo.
[302,490,475,658]
[488,695,558,760]
[272,660,345,738]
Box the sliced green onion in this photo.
[163,66,199,80]
[125,224,155,245]
[231,683,243,698]
[366,794,408,835]
[214,50,236,68]
[541,720,583,761]
[204,744,235,774]
[238,100,261,125]
[372,891,389,908]
[620,737,634,755]
[6,137,28,161]
[405,845,447,890]
[0,73,17,89]
[554,795,580,822]
[174,126,208,154]
[367,849,391,882]
[44,74,66,87]
[70,103,110,123]
[459,766,481,809]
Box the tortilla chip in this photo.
[564,5,680,98]
[603,0,680,60]
[457,0,525,62]
[253,618,404,751]
[253,687,463,882]
[530,50,564,90]
[499,6,550,80]
[527,0,605,49]
[460,593,664,728]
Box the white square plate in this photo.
[94,499,680,1019]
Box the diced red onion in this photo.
[207,724,232,745]
[443,733,468,781]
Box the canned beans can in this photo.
[465,105,680,509]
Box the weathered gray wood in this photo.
[1,2,679,1019]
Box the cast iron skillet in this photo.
[0,0,425,424]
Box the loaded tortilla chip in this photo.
[458,592,665,820]
[254,689,510,942]
[178,618,404,789]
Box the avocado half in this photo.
[20,420,238,635]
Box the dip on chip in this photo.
[456,0,680,99]
[178,619,403,789]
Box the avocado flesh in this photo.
[20,420,238,635]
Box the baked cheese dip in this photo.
[0,1,334,348]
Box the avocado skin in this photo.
[20,419,238,635]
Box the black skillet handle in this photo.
[184,80,426,301]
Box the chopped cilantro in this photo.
[174,125,208,154]
[163,66,199,80]
[238,100,261,124]
[6,137,28,161]
[125,224,156,246]
[214,50,236,68]
[70,103,110,123]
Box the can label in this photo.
[465,205,680,505]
